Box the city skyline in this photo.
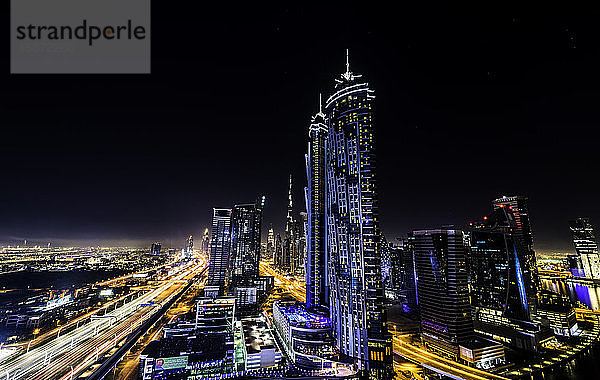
[2,3,600,253]
[3,3,600,379]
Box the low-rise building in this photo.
[139,298,237,379]
[272,300,336,369]
[139,334,233,380]
[459,338,505,369]
[241,316,282,370]
[534,291,578,337]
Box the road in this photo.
[259,261,306,301]
[0,259,206,380]
[392,335,509,380]
[108,266,208,380]
[2,261,180,357]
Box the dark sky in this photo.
[1,2,599,252]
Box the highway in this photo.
[259,261,306,301]
[0,259,206,380]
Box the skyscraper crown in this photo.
[334,49,362,88]
[310,93,326,125]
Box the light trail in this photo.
[0,259,206,380]
[392,336,509,380]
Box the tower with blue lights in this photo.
[411,229,473,359]
[305,95,328,309]
[468,199,552,352]
[208,208,232,295]
[306,51,392,376]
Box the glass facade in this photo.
[492,195,539,310]
[323,58,391,374]
[272,301,335,370]
[230,202,263,287]
[569,217,600,279]
[305,100,328,309]
[208,208,232,293]
[412,229,473,359]
[469,205,552,351]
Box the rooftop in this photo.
[242,317,278,355]
[275,301,331,329]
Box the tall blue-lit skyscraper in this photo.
[469,203,552,351]
[306,51,392,376]
[305,96,328,309]
[492,195,539,308]
[412,229,473,359]
[208,208,232,294]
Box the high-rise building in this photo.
[305,97,328,309]
[492,196,534,249]
[469,206,552,351]
[274,233,283,268]
[296,211,307,276]
[150,242,162,255]
[569,217,600,279]
[208,208,232,294]
[492,195,539,307]
[412,229,473,359]
[201,228,210,255]
[266,226,275,260]
[286,175,293,231]
[305,51,391,375]
[186,234,194,257]
[277,176,305,276]
[282,235,292,272]
[383,238,418,317]
[285,176,295,274]
[380,235,391,288]
[229,199,264,287]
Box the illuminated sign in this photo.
[99,289,114,297]
[188,359,224,371]
[42,294,71,310]
[155,356,188,371]
[460,346,474,361]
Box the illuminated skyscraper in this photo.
[286,174,294,234]
[229,198,264,287]
[412,229,473,359]
[569,217,600,279]
[469,205,552,351]
[306,51,391,375]
[305,96,328,309]
[274,233,283,268]
[267,226,275,259]
[201,228,210,255]
[186,234,194,257]
[278,176,305,276]
[296,211,307,276]
[492,196,534,249]
[150,242,162,255]
[208,208,232,294]
[492,195,539,306]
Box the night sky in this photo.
[1,2,599,253]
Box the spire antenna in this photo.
[288,174,293,209]
[319,93,323,114]
[345,48,350,74]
